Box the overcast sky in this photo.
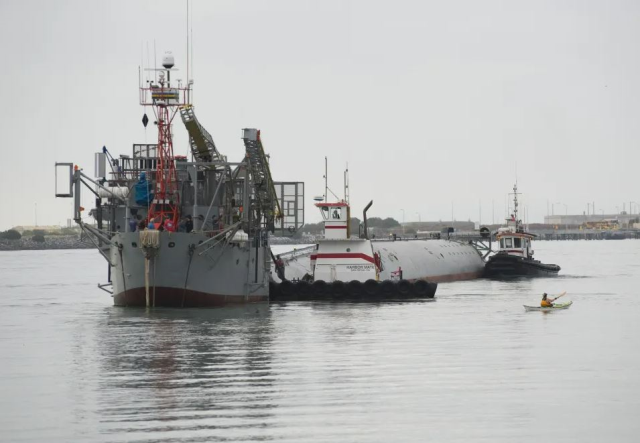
[1,0,639,230]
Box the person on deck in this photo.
[164,216,176,232]
[541,293,554,308]
[275,255,285,281]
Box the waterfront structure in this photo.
[544,213,639,227]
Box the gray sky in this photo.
[1,0,639,230]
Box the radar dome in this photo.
[162,52,175,69]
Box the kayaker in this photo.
[541,293,554,308]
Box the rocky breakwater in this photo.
[0,235,96,251]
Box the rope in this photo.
[145,257,150,307]
[181,244,195,307]
[118,244,128,306]
[153,256,157,307]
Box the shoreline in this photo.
[0,236,96,252]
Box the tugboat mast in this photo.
[511,183,521,232]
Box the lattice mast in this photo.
[139,51,192,225]
[510,183,521,232]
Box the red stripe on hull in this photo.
[315,253,375,264]
[114,287,268,307]
[325,225,347,229]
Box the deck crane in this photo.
[242,129,282,232]
[179,105,226,163]
[178,105,282,234]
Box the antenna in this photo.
[344,163,349,204]
[154,39,157,83]
[324,156,328,203]
[146,42,151,83]
[186,0,189,85]
[511,182,521,231]
[190,0,194,102]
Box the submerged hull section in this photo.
[110,232,269,307]
[484,253,560,278]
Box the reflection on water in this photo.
[97,306,276,441]
[1,243,640,442]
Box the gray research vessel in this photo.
[55,52,304,307]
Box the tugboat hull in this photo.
[484,253,560,278]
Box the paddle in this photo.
[551,291,567,302]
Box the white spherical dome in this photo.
[162,52,175,69]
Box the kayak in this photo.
[523,301,572,312]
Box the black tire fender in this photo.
[330,280,347,298]
[379,280,396,297]
[347,280,364,298]
[280,280,294,298]
[296,280,311,299]
[397,279,412,296]
[363,279,379,296]
[312,280,329,298]
[412,280,431,298]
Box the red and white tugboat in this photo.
[484,184,560,278]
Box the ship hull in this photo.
[374,239,485,282]
[113,287,266,307]
[110,231,269,307]
[484,253,560,278]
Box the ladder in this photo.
[242,128,282,223]
[179,105,224,163]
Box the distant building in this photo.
[544,213,639,228]
[11,225,64,234]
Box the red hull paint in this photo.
[324,225,347,229]
[315,252,375,264]
[114,287,268,307]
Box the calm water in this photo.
[1,241,639,442]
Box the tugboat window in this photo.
[500,239,505,248]
[514,238,522,248]
[321,206,329,220]
[505,238,513,248]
